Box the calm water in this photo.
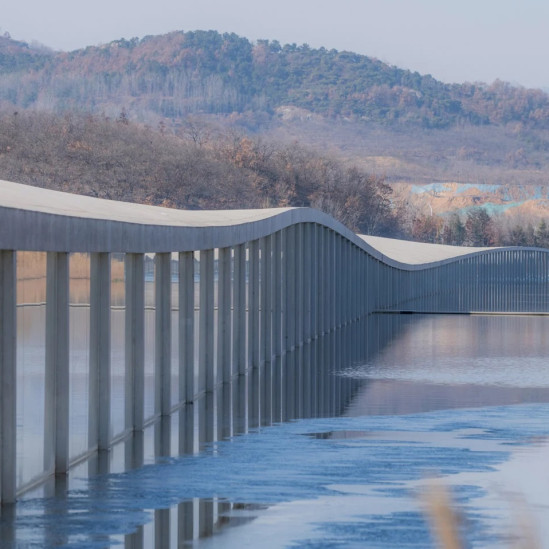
[4,314,549,548]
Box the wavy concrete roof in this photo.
[0,179,312,253]
[359,235,494,265]
[0,179,513,267]
[0,179,292,226]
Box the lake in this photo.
[3,313,549,548]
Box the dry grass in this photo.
[16,252,126,304]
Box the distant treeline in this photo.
[2,30,549,129]
[0,110,397,236]
[410,208,549,248]
[1,110,546,248]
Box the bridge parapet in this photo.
[1,180,548,504]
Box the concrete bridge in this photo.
[1,179,549,505]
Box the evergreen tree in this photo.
[509,225,527,246]
[535,219,549,248]
[465,208,494,246]
[441,212,465,245]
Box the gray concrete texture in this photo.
[0,179,516,269]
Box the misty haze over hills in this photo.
[2,29,549,129]
[2,29,549,244]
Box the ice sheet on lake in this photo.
[4,403,549,548]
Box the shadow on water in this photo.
[5,314,549,547]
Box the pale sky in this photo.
[3,0,549,89]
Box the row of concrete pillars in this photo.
[2,223,549,505]
[0,223,375,504]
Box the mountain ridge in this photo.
[2,29,549,129]
[3,28,549,244]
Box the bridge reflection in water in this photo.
[5,313,549,547]
[3,316,405,547]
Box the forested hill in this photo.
[2,30,549,129]
[0,33,53,71]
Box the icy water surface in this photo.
[4,314,549,548]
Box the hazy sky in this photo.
[4,0,549,89]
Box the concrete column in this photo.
[330,232,338,374]
[335,234,342,328]
[342,241,350,366]
[272,231,283,422]
[89,252,111,451]
[178,500,194,545]
[280,228,288,356]
[179,251,195,403]
[360,248,365,316]
[349,242,355,305]
[221,381,232,440]
[330,230,336,332]
[339,236,345,324]
[317,229,326,415]
[325,230,333,399]
[335,234,342,378]
[126,526,144,549]
[199,249,215,394]
[233,369,248,435]
[343,239,349,319]
[232,244,246,376]
[154,415,171,458]
[344,240,350,323]
[287,226,296,352]
[155,253,172,416]
[318,228,326,335]
[284,226,296,420]
[542,252,547,312]
[365,255,371,315]
[310,224,318,340]
[265,234,274,361]
[280,227,289,421]
[248,240,260,370]
[248,239,260,424]
[179,404,195,455]
[199,498,215,537]
[273,232,282,361]
[303,224,312,343]
[354,245,359,320]
[44,251,70,474]
[262,235,273,424]
[217,247,232,384]
[259,238,267,369]
[256,240,266,424]
[302,224,312,418]
[197,392,207,450]
[363,251,368,315]
[311,225,320,417]
[372,259,379,312]
[295,224,304,349]
[155,508,170,549]
[125,253,145,432]
[0,251,16,503]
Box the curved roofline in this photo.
[359,235,496,266]
[1,180,546,268]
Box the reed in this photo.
[422,481,463,549]
[422,481,541,549]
